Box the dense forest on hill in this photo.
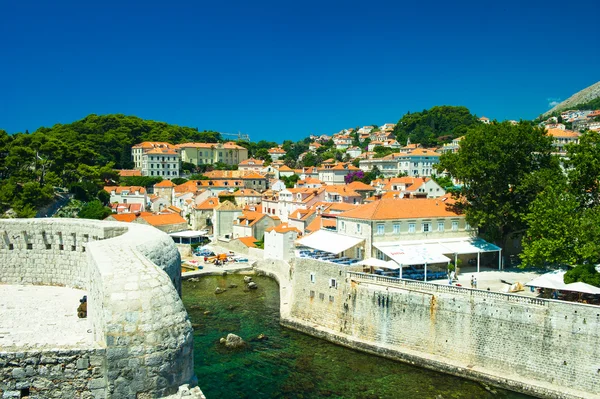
[0,114,222,216]
[392,105,479,146]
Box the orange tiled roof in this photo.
[239,157,265,166]
[218,189,261,197]
[154,180,176,188]
[117,169,142,177]
[268,148,286,154]
[266,223,301,234]
[195,197,220,210]
[196,179,244,188]
[305,216,337,232]
[176,142,246,150]
[241,172,267,179]
[546,128,580,138]
[139,213,187,226]
[237,236,259,248]
[103,186,146,194]
[236,211,267,227]
[338,195,460,220]
[346,181,373,191]
[324,185,360,197]
[107,213,137,222]
[407,148,440,157]
[132,142,175,149]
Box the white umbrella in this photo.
[383,260,401,270]
[525,270,568,290]
[356,258,389,268]
[563,282,600,295]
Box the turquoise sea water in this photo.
[182,275,534,399]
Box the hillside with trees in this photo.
[392,105,479,147]
[0,114,221,217]
[542,80,600,117]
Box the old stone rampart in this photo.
[280,258,600,399]
[0,219,201,399]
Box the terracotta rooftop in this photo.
[154,180,176,188]
[138,213,187,226]
[103,186,146,194]
[265,223,301,234]
[237,236,259,248]
[546,128,580,138]
[194,197,220,210]
[117,169,142,177]
[106,213,137,223]
[176,142,246,150]
[239,158,265,166]
[132,142,175,149]
[338,195,460,220]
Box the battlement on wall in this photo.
[0,218,201,399]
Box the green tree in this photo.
[438,122,557,247]
[565,130,600,207]
[564,264,600,287]
[78,200,112,220]
[393,105,479,146]
[520,184,582,267]
[171,177,188,185]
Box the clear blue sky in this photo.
[1,0,599,142]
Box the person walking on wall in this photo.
[470,275,475,288]
[473,277,478,289]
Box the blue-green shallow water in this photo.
[183,275,534,399]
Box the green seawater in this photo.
[183,275,534,399]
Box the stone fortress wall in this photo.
[0,219,202,399]
[257,257,600,399]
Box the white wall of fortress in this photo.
[0,219,198,399]
[256,257,600,399]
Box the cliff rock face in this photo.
[543,81,600,117]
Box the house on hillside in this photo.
[218,189,262,207]
[213,200,243,239]
[268,147,287,161]
[103,186,148,212]
[238,157,265,172]
[154,180,176,205]
[232,212,279,241]
[177,142,248,166]
[191,197,220,232]
[264,224,301,261]
[133,213,188,234]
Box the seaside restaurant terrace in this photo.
[372,238,502,281]
[169,230,209,245]
[296,230,502,281]
[296,229,364,266]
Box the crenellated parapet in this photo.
[0,218,203,399]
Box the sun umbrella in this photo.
[563,282,600,295]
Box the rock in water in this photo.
[257,333,267,341]
[228,284,238,288]
[215,287,226,294]
[219,337,226,344]
[224,333,245,348]
[248,282,258,290]
[243,276,253,283]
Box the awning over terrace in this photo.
[374,243,451,266]
[374,237,503,274]
[169,230,209,244]
[297,230,364,254]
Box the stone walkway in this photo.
[429,268,545,297]
[0,285,95,350]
